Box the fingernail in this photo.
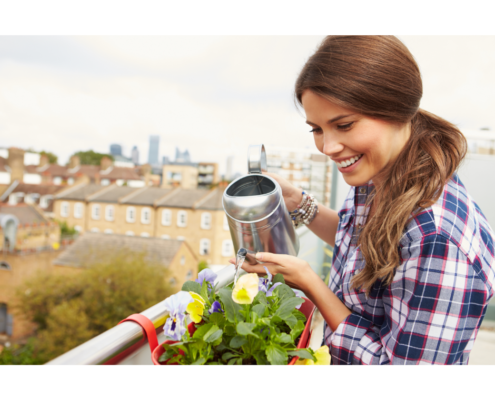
[256,253,262,260]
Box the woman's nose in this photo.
[322,134,344,156]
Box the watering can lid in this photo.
[247,144,267,174]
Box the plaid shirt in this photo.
[324,174,495,364]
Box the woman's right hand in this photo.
[262,171,303,211]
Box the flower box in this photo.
[152,297,315,365]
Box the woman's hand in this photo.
[262,171,303,211]
[228,251,319,293]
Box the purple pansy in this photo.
[195,269,217,286]
[292,289,304,309]
[258,266,273,293]
[163,291,194,341]
[266,282,282,297]
[209,300,223,314]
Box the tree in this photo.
[71,150,114,166]
[9,250,174,364]
[39,150,58,164]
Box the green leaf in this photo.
[252,304,266,317]
[284,314,297,329]
[277,333,292,343]
[236,322,259,338]
[205,328,223,343]
[193,323,214,340]
[253,291,268,305]
[275,297,304,320]
[274,284,295,301]
[253,351,269,365]
[228,357,240,365]
[293,309,307,322]
[218,288,242,323]
[266,344,288,365]
[181,281,201,294]
[290,320,305,342]
[230,335,248,349]
[212,336,223,346]
[288,349,316,362]
[208,362,221,365]
[224,325,236,336]
[272,273,285,285]
[191,357,206,365]
[209,312,225,327]
[222,352,237,361]
[203,325,220,342]
[200,280,209,304]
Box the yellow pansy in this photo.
[295,345,330,365]
[232,273,259,304]
[186,292,206,323]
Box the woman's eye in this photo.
[337,122,354,130]
[309,127,322,134]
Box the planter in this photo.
[151,297,316,365]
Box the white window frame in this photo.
[105,205,115,222]
[140,232,150,237]
[161,235,170,239]
[61,201,69,217]
[199,238,210,255]
[200,212,212,230]
[74,202,83,219]
[104,229,113,234]
[90,227,100,233]
[177,236,186,241]
[161,209,171,226]
[125,231,135,236]
[141,207,151,224]
[53,176,62,185]
[126,206,136,223]
[91,204,101,220]
[177,210,187,228]
[67,177,74,185]
[40,195,53,209]
[221,239,234,257]
[223,214,229,231]
[101,179,110,186]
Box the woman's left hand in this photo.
[228,252,317,292]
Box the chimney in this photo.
[8,147,25,183]
[39,154,49,168]
[139,163,152,176]
[100,156,112,171]
[69,155,81,169]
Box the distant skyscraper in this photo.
[131,146,139,165]
[148,135,160,165]
[110,144,122,156]
[175,147,191,163]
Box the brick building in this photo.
[53,183,234,265]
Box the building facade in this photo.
[53,184,234,265]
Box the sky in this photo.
[1,35,495,176]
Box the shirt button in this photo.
[359,187,366,194]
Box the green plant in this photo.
[55,220,77,236]
[70,150,114,166]
[0,338,44,365]
[158,269,321,365]
[198,260,209,273]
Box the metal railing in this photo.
[47,226,321,365]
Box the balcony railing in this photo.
[47,225,324,365]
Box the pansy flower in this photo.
[258,266,272,293]
[186,292,206,323]
[209,300,223,314]
[232,273,259,304]
[295,345,330,365]
[163,291,194,341]
[195,269,217,286]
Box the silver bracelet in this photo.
[289,191,319,227]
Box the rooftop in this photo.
[53,232,187,268]
[0,204,49,225]
[55,183,104,201]
[121,187,173,205]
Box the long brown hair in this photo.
[295,36,467,294]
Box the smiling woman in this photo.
[236,35,495,365]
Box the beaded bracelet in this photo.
[288,190,319,227]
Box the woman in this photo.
[231,36,495,365]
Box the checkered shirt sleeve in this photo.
[328,233,488,365]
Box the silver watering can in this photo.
[222,145,300,282]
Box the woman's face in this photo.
[301,90,411,188]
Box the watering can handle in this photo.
[247,144,267,174]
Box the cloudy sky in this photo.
[1,36,494,176]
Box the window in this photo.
[40,195,53,209]
[61,201,69,217]
[161,235,170,239]
[74,225,82,232]
[177,236,185,241]
[90,227,100,233]
[101,179,110,186]
[185,269,193,279]
[125,231,135,236]
[67,177,74,185]
[222,240,234,257]
[169,277,177,286]
[177,211,187,227]
[91,204,100,220]
[199,238,210,255]
[161,209,171,226]
[74,202,83,218]
[104,229,113,234]
[53,177,62,185]
[105,205,114,221]
[140,232,150,237]
[126,207,136,223]
[0,262,11,270]
[223,214,229,231]
[141,207,151,224]
[181,256,186,266]
[201,212,212,230]
[0,303,8,334]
